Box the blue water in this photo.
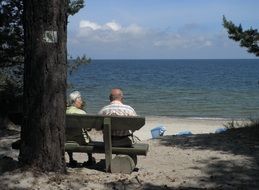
[68,59,259,119]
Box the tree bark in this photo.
[20,0,67,172]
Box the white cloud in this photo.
[77,20,146,43]
[79,20,101,30]
[105,21,121,31]
[79,20,123,32]
[153,34,213,49]
[123,24,144,34]
[68,20,253,59]
[77,20,214,48]
[79,20,145,33]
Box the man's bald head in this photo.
[109,88,123,102]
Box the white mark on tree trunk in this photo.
[43,31,58,43]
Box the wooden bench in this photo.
[65,114,149,173]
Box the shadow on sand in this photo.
[159,126,259,156]
[155,126,259,189]
[0,155,19,175]
[1,125,259,189]
[66,159,106,172]
[105,180,215,190]
[0,129,20,175]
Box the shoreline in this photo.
[141,114,249,120]
[134,116,247,140]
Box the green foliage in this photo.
[223,119,243,129]
[0,0,24,68]
[223,16,259,56]
[0,1,88,79]
[0,70,23,113]
[224,118,259,129]
[248,118,259,128]
[68,0,84,16]
[67,55,91,90]
[0,0,24,104]
[0,0,88,111]
[68,54,91,76]
[0,0,86,69]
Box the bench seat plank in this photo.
[65,142,149,156]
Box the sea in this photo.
[68,59,259,119]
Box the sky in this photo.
[67,0,259,59]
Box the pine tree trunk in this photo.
[20,0,67,172]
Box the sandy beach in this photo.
[0,116,258,189]
[134,116,236,140]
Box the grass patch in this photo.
[224,118,259,129]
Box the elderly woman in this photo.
[66,91,96,167]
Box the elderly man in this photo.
[98,88,137,147]
[66,91,96,167]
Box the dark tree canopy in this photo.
[0,0,86,69]
[68,0,84,16]
[0,0,24,68]
[0,0,88,105]
[223,16,259,56]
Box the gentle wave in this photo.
[68,59,259,118]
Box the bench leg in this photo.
[103,117,112,172]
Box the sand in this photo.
[135,116,235,140]
[0,116,258,189]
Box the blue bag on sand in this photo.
[176,130,193,136]
[151,126,166,138]
[215,127,227,133]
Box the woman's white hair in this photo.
[68,91,81,105]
